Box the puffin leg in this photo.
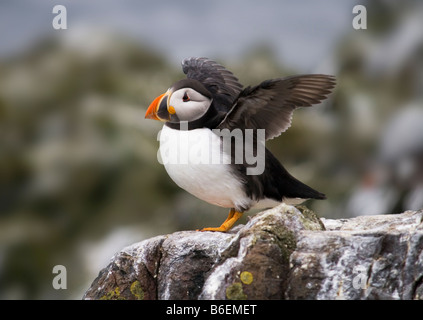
[199,208,243,232]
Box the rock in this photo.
[287,210,423,300]
[83,204,423,300]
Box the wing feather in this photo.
[218,74,336,140]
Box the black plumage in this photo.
[146,57,336,231]
[182,57,243,111]
[180,58,334,207]
[218,74,336,140]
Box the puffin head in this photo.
[145,79,213,123]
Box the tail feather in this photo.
[264,149,326,202]
[239,148,326,205]
[282,174,326,200]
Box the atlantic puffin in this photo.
[145,57,335,232]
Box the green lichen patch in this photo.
[295,205,326,231]
[226,282,247,300]
[130,280,145,300]
[100,287,126,300]
[240,271,253,285]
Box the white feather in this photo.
[159,125,253,210]
[158,125,303,212]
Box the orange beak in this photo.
[145,93,166,121]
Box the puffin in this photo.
[145,57,335,232]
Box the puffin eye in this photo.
[182,92,190,102]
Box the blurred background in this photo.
[0,0,422,299]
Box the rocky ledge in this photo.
[83,204,423,300]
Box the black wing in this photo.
[182,57,243,110]
[218,74,336,140]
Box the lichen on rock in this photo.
[83,205,423,300]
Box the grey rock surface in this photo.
[83,204,423,300]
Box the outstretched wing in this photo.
[218,74,336,140]
[182,57,243,110]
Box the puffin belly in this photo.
[159,125,251,209]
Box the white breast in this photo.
[158,125,252,210]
